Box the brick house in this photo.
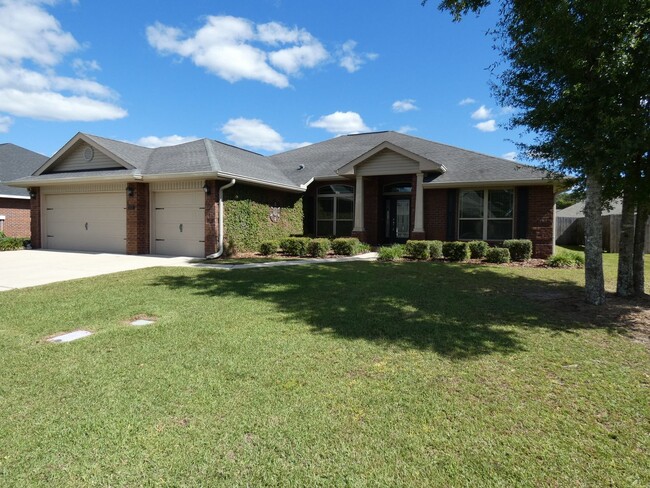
[0,144,48,238]
[8,131,558,258]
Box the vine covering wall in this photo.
[223,184,303,252]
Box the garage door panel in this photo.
[153,191,205,257]
[155,207,204,222]
[155,191,204,207]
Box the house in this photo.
[7,131,558,258]
[0,144,48,237]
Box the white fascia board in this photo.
[423,179,555,189]
[0,194,29,199]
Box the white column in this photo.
[353,175,365,232]
[413,172,425,233]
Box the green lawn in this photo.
[0,254,648,486]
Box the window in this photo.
[459,189,513,240]
[383,182,412,194]
[317,185,354,237]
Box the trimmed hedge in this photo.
[442,241,470,262]
[404,240,430,260]
[331,238,367,256]
[378,245,404,262]
[280,237,310,256]
[0,237,27,251]
[428,240,443,259]
[503,239,533,261]
[547,251,584,268]
[485,247,510,264]
[259,240,278,256]
[468,240,489,259]
[307,238,331,258]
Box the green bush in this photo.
[404,240,430,260]
[259,240,278,256]
[428,240,443,259]
[280,237,310,256]
[0,231,5,239]
[547,251,584,268]
[442,241,470,262]
[468,240,489,259]
[485,247,511,264]
[0,237,27,251]
[307,238,331,258]
[377,245,404,262]
[503,239,533,261]
[331,238,366,256]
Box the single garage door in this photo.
[45,193,126,253]
[153,190,205,257]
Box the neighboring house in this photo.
[0,144,48,237]
[8,131,558,257]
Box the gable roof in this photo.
[557,199,623,218]
[0,143,48,198]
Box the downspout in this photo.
[206,178,236,259]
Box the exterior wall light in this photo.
[28,188,37,199]
[127,186,134,197]
[203,183,211,195]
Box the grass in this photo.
[0,253,648,486]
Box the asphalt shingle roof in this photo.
[0,143,48,197]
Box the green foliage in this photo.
[404,240,430,260]
[442,241,470,262]
[0,237,27,251]
[468,240,489,259]
[0,231,5,239]
[377,245,405,262]
[555,190,582,210]
[280,237,310,257]
[259,241,279,256]
[547,251,585,268]
[307,238,331,258]
[223,185,303,253]
[428,240,444,259]
[485,247,511,264]
[331,238,366,256]
[503,240,533,261]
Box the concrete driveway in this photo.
[0,250,195,291]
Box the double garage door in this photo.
[44,190,205,257]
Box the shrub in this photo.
[279,237,310,256]
[0,231,5,239]
[442,241,470,262]
[404,240,430,260]
[468,240,489,259]
[428,240,443,259]
[259,240,278,256]
[547,251,585,268]
[331,237,365,256]
[307,238,331,258]
[0,237,27,251]
[378,245,404,261]
[485,247,511,264]
[503,239,533,261]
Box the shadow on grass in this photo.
[152,262,625,360]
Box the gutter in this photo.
[206,178,236,259]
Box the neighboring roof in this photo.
[0,143,48,198]
[557,199,623,218]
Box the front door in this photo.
[384,197,411,243]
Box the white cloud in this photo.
[471,104,492,120]
[475,119,497,132]
[392,99,418,113]
[459,97,476,106]
[338,40,378,73]
[221,118,309,152]
[308,111,369,135]
[72,58,100,77]
[0,0,126,124]
[135,135,200,148]
[502,151,517,161]
[146,16,329,88]
[500,105,515,115]
[0,114,12,132]
[397,125,416,134]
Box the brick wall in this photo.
[204,180,218,256]
[0,198,31,237]
[527,185,555,258]
[126,183,149,254]
[423,188,448,241]
[30,189,41,248]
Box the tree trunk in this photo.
[633,202,649,297]
[616,192,635,297]
[583,173,606,305]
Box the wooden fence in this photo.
[555,214,650,253]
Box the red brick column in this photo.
[29,188,41,249]
[528,185,555,258]
[204,180,218,256]
[362,177,379,245]
[126,183,150,254]
[423,189,448,241]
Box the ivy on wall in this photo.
[223,184,303,252]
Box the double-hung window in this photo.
[459,189,514,240]
[316,184,354,237]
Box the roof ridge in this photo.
[203,139,220,172]
[209,139,266,157]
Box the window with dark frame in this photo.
[316,184,354,237]
[458,189,514,240]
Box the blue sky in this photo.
[0,0,524,161]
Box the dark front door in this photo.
[384,197,411,243]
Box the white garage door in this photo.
[45,193,126,253]
[153,191,205,257]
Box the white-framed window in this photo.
[0,215,5,233]
[316,184,354,237]
[458,189,514,240]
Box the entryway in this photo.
[384,196,411,243]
